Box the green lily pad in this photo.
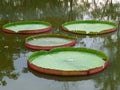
[2,21,52,34]
[28,47,109,76]
[62,20,117,35]
[25,34,76,50]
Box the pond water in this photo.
[0,0,120,90]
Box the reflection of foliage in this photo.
[0,29,26,86]
[0,0,119,22]
[92,26,120,90]
[90,0,120,20]
[22,67,29,73]
[0,72,19,86]
[76,30,120,90]
[0,53,19,86]
[93,49,120,90]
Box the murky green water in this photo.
[0,0,120,90]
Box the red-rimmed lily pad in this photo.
[27,47,109,76]
[62,20,117,35]
[25,34,77,50]
[2,21,52,34]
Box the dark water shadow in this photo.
[28,68,106,82]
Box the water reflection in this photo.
[0,0,119,22]
[0,30,28,86]
[29,68,106,90]
[75,31,120,89]
[28,30,119,90]
[0,0,120,90]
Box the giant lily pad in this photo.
[2,21,52,34]
[62,20,117,35]
[28,47,109,76]
[25,34,77,50]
